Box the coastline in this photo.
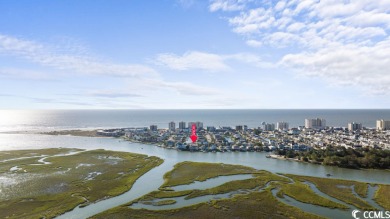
[31,129,390,171]
[268,154,321,165]
[40,130,105,137]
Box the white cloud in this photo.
[286,22,306,32]
[225,53,275,68]
[0,68,55,80]
[293,0,315,15]
[281,37,390,94]
[274,1,286,12]
[164,81,220,96]
[211,0,390,95]
[142,79,221,96]
[155,51,230,72]
[177,0,195,9]
[0,34,157,78]
[246,39,262,47]
[346,11,390,28]
[263,32,304,47]
[155,51,272,71]
[220,1,389,47]
[0,33,227,107]
[0,34,43,56]
[209,0,250,12]
[86,90,142,98]
[229,7,275,34]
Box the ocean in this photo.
[1,109,390,132]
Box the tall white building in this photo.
[376,120,390,131]
[168,121,175,131]
[348,122,362,131]
[276,122,289,131]
[305,118,326,129]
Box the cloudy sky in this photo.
[1,0,390,109]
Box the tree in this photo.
[286,150,295,158]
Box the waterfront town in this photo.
[97,118,390,152]
[95,118,390,169]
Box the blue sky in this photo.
[1,0,390,109]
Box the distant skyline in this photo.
[1,0,390,109]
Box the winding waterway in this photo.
[171,174,254,191]
[1,133,389,218]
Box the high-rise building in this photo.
[348,122,362,131]
[276,122,289,131]
[196,121,203,129]
[305,118,326,129]
[150,125,158,132]
[168,121,175,131]
[179,121,186,130]
[263,123,275,131]
[376,120,390,131]
[188,122,196,130]
[235,125,243,131]
[188,121,203,130]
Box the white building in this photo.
[169,121,175,131]
[276,122,289,131]
[376,120,390,131]
[263,123,275,131]
[305,118,326,129]
[348,122,362,131]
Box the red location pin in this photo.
[190,124,197,143]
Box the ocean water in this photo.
[1,109,390,132]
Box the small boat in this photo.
[326,173,332,177]
[265,155,271,158]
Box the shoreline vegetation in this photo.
[374,184,390,209]
[284,174,374,210]
[273,146,390,169]
[0,148,163,219]
[93,161,390,219]
[40,130,103,137]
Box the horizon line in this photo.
[1,108,390,111]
